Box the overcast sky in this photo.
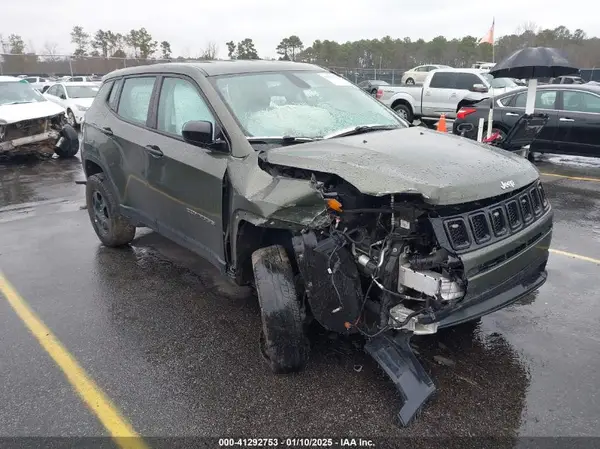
[3,0,599,59]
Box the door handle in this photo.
[100,127,113,136]
[145,144,164,158]
[559,117,575,122]
[505,112,519,117]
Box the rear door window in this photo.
[117,77,156,125]
[429,72,456,89]
[514,90,557,109]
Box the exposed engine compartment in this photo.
[0,113,66,159]
[262,160,467,337]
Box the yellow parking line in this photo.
[549,249,600,265]
[0,272,149,449]
[540,172,600,183]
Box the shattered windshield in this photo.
[66,85,99,99]
[0,81,47,106]
[211,70,407,139]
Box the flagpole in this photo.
[492,17,495,63]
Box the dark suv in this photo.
[81,61,553,425]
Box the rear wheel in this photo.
[86,173,136,247]
[405,78,415,85]
[252,245,309,374]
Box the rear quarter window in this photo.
[94,80,114,105]
[429,72,456,88]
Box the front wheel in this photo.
[54,124,79,158]
[252,245,309,374]
[67,109,77,127]
[393,103,414,123]
[86,173,136,247]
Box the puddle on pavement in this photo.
[0,156,84,211]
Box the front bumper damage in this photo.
[0,130,60,157]
[0,113,76,159]
[366,213,552,426]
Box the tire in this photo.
[393,103,414,123]
[86,173,136,247]
[54,124,79,158]
[67,109,77,127]
[252,245,309,374]
[405,78,415,85]
[370,88,377,96]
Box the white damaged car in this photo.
[0,76,79,159]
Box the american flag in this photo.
[479,19,495,45]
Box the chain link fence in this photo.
[0,54,410,82]
[2,53,599,83]
[0,54,174,77]
[327,67,407,84]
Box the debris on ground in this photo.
[433,355,456,367]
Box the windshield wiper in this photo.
[323,124,400,139]
[247,136,319,144]
[4,101,34,105]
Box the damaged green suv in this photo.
[81,61,553,425]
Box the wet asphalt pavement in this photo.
[0,151,599,443]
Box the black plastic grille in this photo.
[489,207,508,236]
[469,213,491,243]
[520,195,533,222]
[538,183,547,206]
[441,181,550,253]
[445,218,470,250]
[506,201,521,229]
[530,188,542,213]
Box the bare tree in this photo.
[515,21,539,35]
[201,41,219,60]
[42,41,60,60]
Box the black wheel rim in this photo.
[91,190,109,233]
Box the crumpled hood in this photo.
[262,127,540,205]
[0,101,66,124]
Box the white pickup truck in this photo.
[376,68,520,124]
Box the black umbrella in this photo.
[489,47,578,114]
[489,47,578,79]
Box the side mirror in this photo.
[470,83,489,93]
[182,120,227,152]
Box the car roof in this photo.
[496,83,600,98]
[434,68,487,74]
[103,60,326,80]
[0,76,23,82]
[57,82,99,86]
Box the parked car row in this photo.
[375,68,521,123]
[453,83,600,158]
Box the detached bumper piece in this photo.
[365,332,435,426]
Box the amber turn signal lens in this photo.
[326,198,343,212]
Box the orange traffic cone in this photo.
[437,114,447,133]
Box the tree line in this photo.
[1,23,600,69]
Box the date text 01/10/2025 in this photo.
[218,438,375,447]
